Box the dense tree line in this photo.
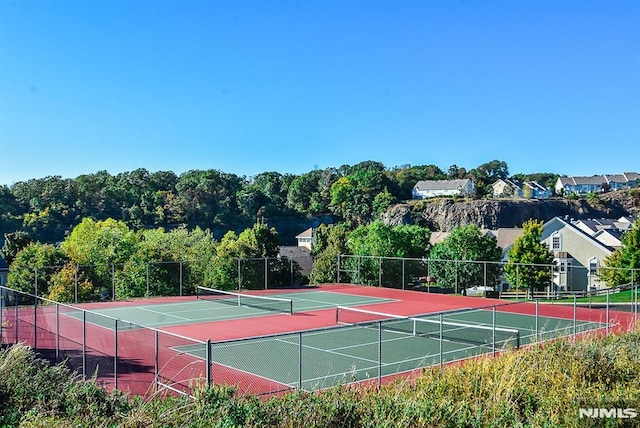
[0,160,550,244]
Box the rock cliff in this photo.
[382,190,640,232]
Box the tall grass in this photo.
[3,329,640,427]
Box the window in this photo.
[589,257,599,275]
[551,232,562,251]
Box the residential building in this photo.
[555,172,639,195]
[492,179,551,199]
[295,227,314,250]
[500,216,617,291]
[412,179,474,199]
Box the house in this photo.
[492,179,551,199]
[412,179,474,199]
[492,179,523,198]
[277,246,313,280]
[523,181,552,199]
[555,172,639,195]
[295,227,314,250]
[501,217,615,292]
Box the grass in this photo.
[3,325,640,427]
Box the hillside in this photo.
[383,190,640,232]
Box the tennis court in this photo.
[170,304,606,392]
[62,289,395,329]
[0,284,619,396]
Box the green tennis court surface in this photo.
[175,308,607,391]
[62,291,395,329]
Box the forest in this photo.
[0,159,556,244]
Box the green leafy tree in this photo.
[210,221,281,290]
[503,220,554,291]
[7,243,69,296]
[429,225,502,291]
[329,161,392,225]
[1,231,33,265]
[309,223,350,284]
[601,220,640,286]
[61,218,139,295]
[345,221,431,285]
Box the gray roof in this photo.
[414,179,472,191]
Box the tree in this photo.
[428,225,502,291]
[7,242,69,296]
[309,224,350,284]
[390,164,446,200]
[345,221,431,286]
[601,219,640,287]
[61,218,139,296]
[329,161,392,225]
[503,219,554,291]
[210,220,281,290]
[1,231,33,265]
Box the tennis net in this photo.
[336,306,520,350]
[197,286,293,315]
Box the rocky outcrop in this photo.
[382,193,636,232]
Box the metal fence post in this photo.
[206,339,212,388]
[33,295,38,350]
[112,264,116,301]
[402,259,406,290]
[535,300,539,341]
[606,289,610,337]
[82,310,86,379]
[439,313,443,370]
[378,258,382,287]
[298,331,303,390]
[14,297,18,343]
[377,321,382,387]
[34,267,38,297]
[155,330,159,392]
[114,319,118,389]
[146,263,150,297]
[179,262,183,296]
[573,295,577,342]
[74,264,78,303]
[56,303,60,363]
[492,306,496,358]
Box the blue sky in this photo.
[1,0,638,186]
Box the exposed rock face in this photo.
[382,194,635,232]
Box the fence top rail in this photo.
[0,285,206,344]
[336,305,519,334]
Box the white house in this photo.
[0,255,7,287]
[412,179,474,199]
[295,228,314,250]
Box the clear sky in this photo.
[1,0,638,186]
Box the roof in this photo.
[295,228,313,239]
[278,246,313,275]
[414,179,472,191]
[488,228,525,250]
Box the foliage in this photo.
[602,219,640,286]
[46,262,95,303]
[503,219,554,291]
[211,221,282,290]
[467,159,509,198]
[309,224,350,284]
[428,225,502,290]
[6,243,69,296]
[1,231,33,265]
[329,161,392,225]
[344,221,431,286]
